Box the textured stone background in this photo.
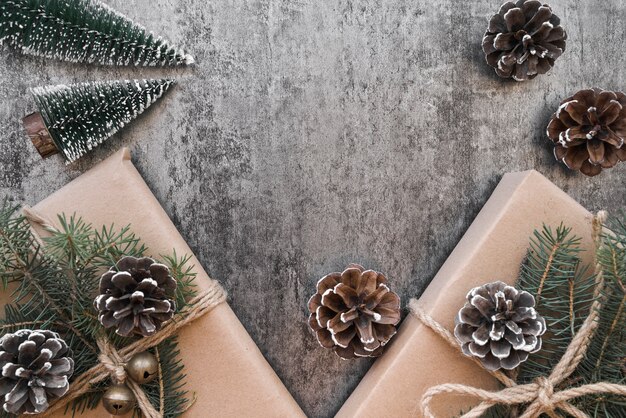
[1,1,625,417]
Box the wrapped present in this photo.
[0,148,304,417]
[336,170,595,418]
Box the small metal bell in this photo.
[102,384,135,415]
[126,351,158,384]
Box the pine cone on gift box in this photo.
[454,281,546,371]
[94,256,177,337]
[308,264,401,359]
[547,88,626,176]
[482,0,567,81]
[0,329,74,415]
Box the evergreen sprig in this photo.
[573,215,626,416]
[32,79,175,162]
[0,0,194,66]
[516,224,595,384]
[0,200,195,417]
[143,338,192,418]
[478,221,625,417]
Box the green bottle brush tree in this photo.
[0,0,194,66]
[22,79,175,163]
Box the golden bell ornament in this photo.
[102,384,135,415]
[126,351,158,384]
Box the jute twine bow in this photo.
[21,207,228,418]
[411,211,626,418]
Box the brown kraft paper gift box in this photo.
[336,170,595,418]
[0,148,305,418]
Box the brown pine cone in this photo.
[0,329,74,415]
[307,264,401,359]
[547,88,626,176]
[94,256,177,337]
[454,281,546,371]
[482,1,566,81]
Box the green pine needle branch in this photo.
[480,221,625,417]
[0,199,196,417]
[572,215,626,416]
[516,224,595,385]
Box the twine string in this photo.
[21,206,228,418]
[97,337,127,384]
[97,336,161,418]
[413,212,626,418]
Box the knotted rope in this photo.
[97,336,161,418]
[412,211,626,418]
[21,207,228,418]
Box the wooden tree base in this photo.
[22,112,59,158]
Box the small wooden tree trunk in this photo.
[22,112,59,158]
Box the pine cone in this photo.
[548,88,626,176]
[0,329,74,415]
[94,256,177,337]
[307,264,401,359]
[482,1,566,81]
[454,281,546,371]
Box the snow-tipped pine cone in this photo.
[482,1,566,81]
[548,88,626,176]
[308,264,401,359]
[454,281,546,370]
[0,329,74,415]
[94,256,177,337]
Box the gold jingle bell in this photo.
[102,384,135,415]
[126,351,158,384]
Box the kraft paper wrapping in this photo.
[336,170,595,418]
[1,148,304,418]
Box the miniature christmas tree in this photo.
[22,79,175,162]
[0,0,194,66]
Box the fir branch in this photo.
[162,251,198,310]
[0,201,196,417]
[0,206,98,354]
[535,237,560,303]
[0,204,38,288]
[155,347,166,415]
[516,224,593,385]
[142,338,192,418]
[595,296,624,372]
[571,214,626,416]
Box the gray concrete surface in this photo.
[1,1,626,417]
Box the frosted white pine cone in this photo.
[454,281,546,370]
